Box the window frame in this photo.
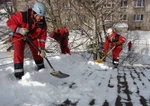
[134,0,144,8]
[65,15,73,22]
[120,14,127,21]
[133,14,144,21]
[120,0,128,8]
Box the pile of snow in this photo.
[114,23,128,28]
[0,9,6,13]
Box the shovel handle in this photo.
[102,46,116,60]
[24,35,56,72]
[44,57,55,72]
[107,46,116,54]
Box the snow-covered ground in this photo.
[0,51,150,106]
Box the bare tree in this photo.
[66,0,124,59]
[0,0,134,60]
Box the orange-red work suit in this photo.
[104,32,126,67]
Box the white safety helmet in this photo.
[107,28,113,35]
[32,2,46,16]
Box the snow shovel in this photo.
[95,46,116,63]
[25,35,70,78]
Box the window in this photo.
[120,0,127,8]
[134,0,144,7]
[63,2,72,9]
[103,3,112,8]
[105,15,111,21]
[134,14,143,21]
[112,2,116,8]
[65,15,73,22]
[120,14,127,20]
[103,0,112,8]
[103,0,119,8]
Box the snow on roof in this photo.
[113,23,128,28]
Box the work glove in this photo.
[38,49,46,58]
[16,27,29,36]
[116,41,122,46]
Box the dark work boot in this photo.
[112,58,119,69]
[14,63,24,79]
[35,59,45,71]
[37,65,45,71]
[113,64,118,68]
[112,58,115,65]
[14,71,24,79]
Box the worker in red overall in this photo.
[7,2,47,79]
[128,41,132,51]
[104,28,126,68]
[49,26,70,54]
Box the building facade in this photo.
[50,0,150,30]
[119,0,150,30]
[103,0,150,30]
[1,0,150,30]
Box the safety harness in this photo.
[106,34,120,43]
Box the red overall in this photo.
[128,41,132,51]
[104,32,126,66]
[49,27,70,54]
[7,9,47,72]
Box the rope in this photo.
[0,37,24,50]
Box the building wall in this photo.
[120,0,149,30]
[6,0,150,31]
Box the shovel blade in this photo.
[95,59,103,63]
[50,71,70,78]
